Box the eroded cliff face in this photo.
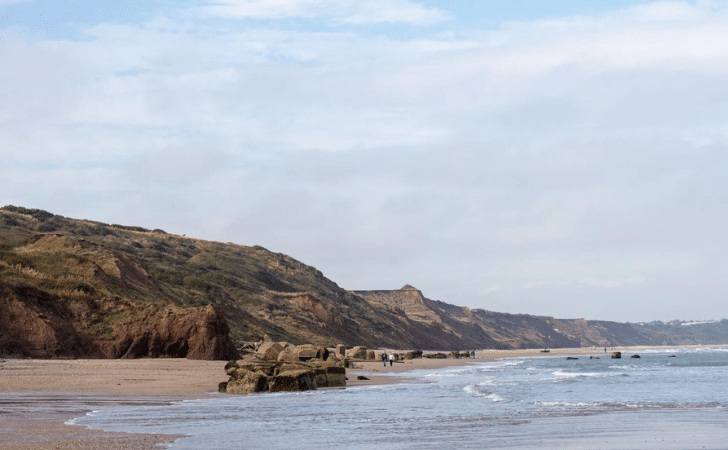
[0,284,239,360]
[105,303,239,360]
[3,206,728,355]
[0,231,238,360]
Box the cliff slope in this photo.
[2,206,726,358]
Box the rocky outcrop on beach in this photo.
[221,359,347,394]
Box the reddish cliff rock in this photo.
[105,304,239,360]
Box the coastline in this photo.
[1,345,719,449]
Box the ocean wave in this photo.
[552,370,626,379]
[464,384,504,402]
[534,401,600,408]
[534,400,723,410]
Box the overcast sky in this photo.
[2,0,728,323]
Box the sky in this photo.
[2,0,728,323]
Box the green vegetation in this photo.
[0,205,394,345]
[5,205,727,353]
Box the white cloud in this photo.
[4,1,728,321]
[196,0,450,24]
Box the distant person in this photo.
[389,353,394,366]
[381,352,387,367]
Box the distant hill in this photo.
[1,205,727,359]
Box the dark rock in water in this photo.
[590,356,600,360]
[566,357,578,360]
[611,352,622,359]
[226,369,269,394]
[268,368,315,392]
[668,355,677,358]
[631,354,641,358]
[357,375,369,380]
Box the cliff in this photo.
[1,205,727,358]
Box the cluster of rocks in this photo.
[423,351,473,359]
[343,346,423,361]
[220,360,346,394]
[221,335,349,394]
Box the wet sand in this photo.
[0,346,711,449]
[0,359,227,450]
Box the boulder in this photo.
[590,356,600,360]
[324,366,346,387]
[258,342,285,361]
[335,344,347,357]
[277,344,329,362]
[268,369,316,392]
[346,346,368,359]
[222,354,347,394]
[366,350,376,360]
[631,354,641,359]
[566,357,578,360]
[225,369,269,394]
[611,352,622,359]
[403,350,423,360]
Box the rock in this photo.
[424,352,447,359]
[324,366,346,387]
[668,355,677,358]
[335,344,347,357]
[611,352,622,359]
[268,369,316,392]
[346,346,368,359]
[631,354,641,358]
[111,304,240,360]
[590,356,600,360]
[225,369,269,394]
[357,375,369,380]
[366,350,376,360]
[566,357,578,360]
[222,358,347,394]
[277,344,325,362]
[258,342,285,361]
[403,350,423,360]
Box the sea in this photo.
[70,347,728,449]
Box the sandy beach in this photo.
[0,346,708,449]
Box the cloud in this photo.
[196,0,450,24]
[4,1,728,321]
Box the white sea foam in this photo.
[464,384,504,402]
[552,370,623,379]
[534,401,600,407]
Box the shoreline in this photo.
[1,345,721,449]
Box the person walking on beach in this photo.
[389,353,394,366]
[381,352,387,367]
